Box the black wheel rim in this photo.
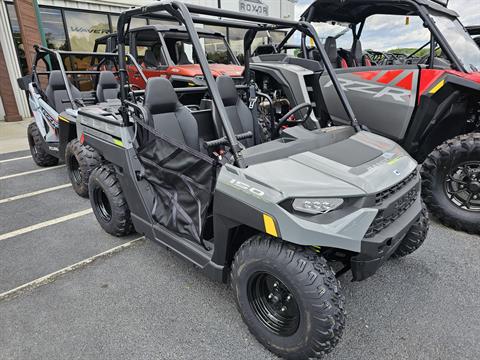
[93,187,112,222]
[69,156,81,185]
[444,161,480,211]
[247,272,300,337]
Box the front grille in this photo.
[365,186,419,238]
[375,170,418,206]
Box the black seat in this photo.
[143,50,158,68]
[350,39,372,67]
[143,77,200,151]
[253,44,277,56]
[96,71,119,103]
[324,37,348,69]
[45,70,81,112]
[216,76,258,148]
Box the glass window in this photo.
[39,8,68,50]
[64,10,110,52]
[110,15,147,31]
[5,3,28,76]
[312,22,353,50]
[430,13,480,72]
[228,27,248,64]
[361,15,430,53]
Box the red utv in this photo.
[94,25,244,90]
[296,0,480,233]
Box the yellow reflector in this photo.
[263,214,278,237]
[113,138,124,147]
[429,80,445,94]
[405,16,410,25]
[58,116,69,123]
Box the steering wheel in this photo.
[273,102,313,138]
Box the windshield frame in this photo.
[427,11,480,73]
[161,32,241,66]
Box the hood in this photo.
[242,131,417,199]
[169,64,244,78]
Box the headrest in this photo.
[144,50,158,68]
[48,71,67,91]
[216,76,238,107]
[353,39,363,61]
[254,44,277,56]
[144,78,179,114]
[324,37,338,63]
[98,71,118,90]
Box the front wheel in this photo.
[89,165,133,237]
[231,235,345,360]
[421,133,480,234]
[65,139,101,197]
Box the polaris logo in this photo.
[229,179,265,197]
[325,78,411,103]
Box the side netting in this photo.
[135,119,219,246]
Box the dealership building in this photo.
[0,0,296,121]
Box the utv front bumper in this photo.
[351,178,422,281]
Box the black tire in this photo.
[231,235,345,360]
[421,133,480,234]
[27,122,58,167]
[65,139,101,198]
[391,201,429,259]
[89,165,133,237]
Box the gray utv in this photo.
[17,47,145,197]
[76,2,428,359]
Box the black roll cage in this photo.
[299,0,466,72]
[32,45,147,110]
[116,1,361,168]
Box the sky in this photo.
[293,0,480,51]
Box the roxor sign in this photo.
[239,0,269,16]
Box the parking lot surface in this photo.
[1,148,480,360]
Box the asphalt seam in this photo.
[0,237,145,302]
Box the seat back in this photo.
[351,39,363,67]
[143,77,200,151]
[96,71,119,103]
[45,70,81,112]
[144,50,158,68]
[216,76,258,148]
[325,37,348,69]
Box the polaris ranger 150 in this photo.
[76,2,428,359]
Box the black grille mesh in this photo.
[375,170,418,206]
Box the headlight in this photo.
[292,198,344,215]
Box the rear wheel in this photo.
[89,165,133,236]
[27,122,58,167]
[231,234,345,360]
[422,133,480,234]
[65,139,101,197]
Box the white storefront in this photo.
[0,0,296,120]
